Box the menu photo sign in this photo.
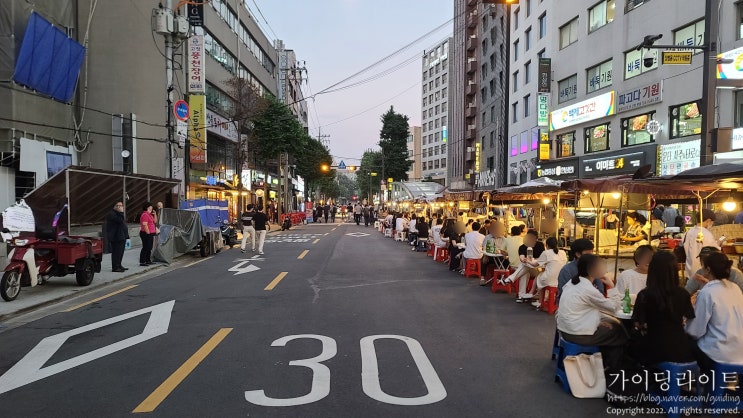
[617,81,662,113]
[550,90,615,131]
[658,139,700,176]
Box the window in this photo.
[482,39,488,56]
[584,123,610,153]
[524,94,531,117]
[429,81,433,89]
[625,0,649,13]
[423,149,427,158]
[435,105,440,115]
[559,17,579,49]
[514,8,520,30]
[737,3,743,39]
[441,115,447,125]
[621,112,656,146]
[524,61,532,84]
[525,27,532,51]
[423,72,427,81]
[586,59,613,93]
[490,53,496,71]
[538,49,546,59]
[423,97,427,107]
[558,74,578,103]
[490,106,496,123]
[513,39,520,61]
[481,64,488,80]
[512,102,519,123]
[442,73,447,83]
[510,135,518,156]
[588,0,615,32]
[539,13,547,39]
[490,131,495,147]
[526,0,532,16]
[481,88,487,103]
[435,77,440,87]
[442,88,447,98]
[482,14,488,29]
[441,158,447,168]
[513,71,519,92]
[670,101,702,139]
[482,112,487,128]
[624,47,657,79]
[531,127,540,151]
[435,160,440,169]
[556,132,575,157]
[489,79,496,97]
[673,20,705,54]
[520,131,529,154]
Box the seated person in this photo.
[556,254,624,370]
[631,251,695,366]
[686,252,743,372]
[445,220,466,272]
[686,246,743,296]
[614,245,654,295]
[480,222,508,286]
[431,218,445,248]
[499,229,546,302]
[527,237,567,308]
[412,217,429,251]
[504,225,524,269]
[462,221,486,279]
[620,212,649,246]
[556,238,597,303]
[408,215,418,245]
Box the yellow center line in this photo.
[313,238,320,244]
[62,284,138,312]
[297,249,310,260]
[264,272,288,291]
[132,328,233,413]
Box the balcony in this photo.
[466,60,477,74]
[467,14,476,29]
[467,0,477,7]
[466,37,476,52]
[466,127,477,141]
[465,83,476,96]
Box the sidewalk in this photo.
[0,246,165,319]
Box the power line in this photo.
[251,0,279,41]
[321,81,422,128]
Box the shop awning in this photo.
[495,177,563,195]
[24,166,179,226]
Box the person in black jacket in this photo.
[105,201,129,272]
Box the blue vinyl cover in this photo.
[179,199,229,231]
[13,12,85,103]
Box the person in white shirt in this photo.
[480,221,508,286]
[686,252,743,372]
[408,215,418,245]
[431,218,445,248]
[614,245,654,295]
[503,225,524,269]
[556,253,624,370]
[683,209,719,281]
[528,237,567,308]
[462,221,486,279]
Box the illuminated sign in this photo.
[537,94,549,127]
[717,46,743,79]
[658,139,700,176]
[549,91,615,131]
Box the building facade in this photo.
[407,126,422,181]
[421,38,452,185]
[276,40,308,130]
[448,0,474,190]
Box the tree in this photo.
[356,150,383,200]
[252,96,306,162]
[337,173,358,200]
[378,106,412,182]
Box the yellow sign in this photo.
[475,143,481,172]
[539,131,550,161]
[189,95,207,164]
[662,51,692,65]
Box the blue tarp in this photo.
[13,12,85,103]
[179,199,229,231]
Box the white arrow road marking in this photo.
[229,260,261,275]
[0,300,175,395]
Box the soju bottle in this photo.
[622,288,632,314]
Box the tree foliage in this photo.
[378,106,411,182]
[223,76,267,191]
[356,150,383,200]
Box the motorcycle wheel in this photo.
[1,270,21,301]
[76,259,95,286]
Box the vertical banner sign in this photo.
[538,58,551,93]
[187,3,204,26]
[539,130,550,161]
[187,35,205,93]
[537,94,549,127]
[189,95,206,164]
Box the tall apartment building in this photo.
[513,0,741,185]
[505,0,552,185]
[406,126,422,181]
[421,38,452,185]
[0,0,278,212]
[276,40,308,130]
[475,4,509,190]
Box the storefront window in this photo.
[670,101,702,139]
[556,132,575,157]
[584,123,610,153]
[621,112,655,146]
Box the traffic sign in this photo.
[174,100,190,121]
[662,51,692,65]
[337,160,347,170]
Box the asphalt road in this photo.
[0,223,611,418]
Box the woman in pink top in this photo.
[139,202,156,266]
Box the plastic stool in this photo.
[427,242,435,257]
[384,228,392,238]
[711,362,743,416]
[539,286,558,315]
[491,270,513,293]
[652,362,701,418]
[555,337,600,394]
[551,329,560,360]
[434,246,449,262]
[463,258,482,279]
[416,240,428,252]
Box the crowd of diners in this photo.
[378,207,743,400]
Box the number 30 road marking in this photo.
[245,334,446,407]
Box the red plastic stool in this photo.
[491,270,513,293]
[434,246,449,262]
[539,286,558,314]
[463,258,481,279]
[427,242,435,257]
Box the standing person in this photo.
[152,201,164,258]
[330,203,337,223]
[354,203,362,225]
[105,202,129,272]
[323,203,330,224]
[139,202,156,266]
[682,208,719,282]
[253,206,270,255]
[605,209,618,229]
[240,204,256,253]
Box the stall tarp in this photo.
[153,208,204,264]
[180,199,228,231]
[496,177,563,195]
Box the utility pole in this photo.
[318,126,330,149]
[164,0,174,179]
[700,0,717,166]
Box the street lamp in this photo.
[320,164,330,172]
[369,172,378,202]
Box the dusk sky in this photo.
[253,0,454,165]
